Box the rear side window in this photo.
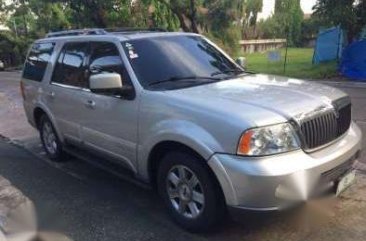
[52,42,89,88]
[23,42,55,82]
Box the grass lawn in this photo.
[243,48,339,79]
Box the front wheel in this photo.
[157,151,226,232]
[39,115,66,162]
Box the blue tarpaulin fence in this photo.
[339,40,366,81]
[313,26,344,64]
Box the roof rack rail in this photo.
[45,27,168,38]
[105,27,168,33]
[46,28,107,38]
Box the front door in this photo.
[81,41,139,172]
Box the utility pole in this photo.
[284,27,289,74]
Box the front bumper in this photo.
[208,122,362,211]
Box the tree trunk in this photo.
[189,0,199,33]
[82,0,107,27]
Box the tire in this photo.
[157,151,226,232]
[39,115,66,162]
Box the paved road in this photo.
[1,136,366,241]
[1,71,366,241]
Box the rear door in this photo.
[44,42,90,144]
[81,41,139,171]
[22,42,55,126]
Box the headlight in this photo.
[237,123,300,156]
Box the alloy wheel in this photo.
[42,121,58,155]
[166,165,205,219]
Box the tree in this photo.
[313,0,366,42]
[28,0,70,36]
[0,0,252,64]
[274,0,303,46]
[239,0,263,39]
[150,0,202,33]
[246,0,263,28]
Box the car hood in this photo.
[166,74,347,122]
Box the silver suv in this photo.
[21,29,362,231]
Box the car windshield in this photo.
[121,35,245,89]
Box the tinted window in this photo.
[122,35,241,89]
[52,43,89,88]
[90,42,132,86]
[23,42,55,82]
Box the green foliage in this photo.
[273,0,303,46]
[246,0,263,26]
[257,17,281,39]
[256,0,304,46]
[300,16,321,45]
[0,0,263,55]
[28,1,70,37]
[145,0,179,30]
[240,0,263,39]
[0,31,30,65]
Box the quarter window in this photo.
[52,42,89,88]
[23,42,55,82]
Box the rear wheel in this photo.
[157,151,226,232]
[39,115,66,162]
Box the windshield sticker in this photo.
[126,43,138,59]
[129,50,139,59]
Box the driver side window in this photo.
[89,42,132,87]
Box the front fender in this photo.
[137,120,224,180]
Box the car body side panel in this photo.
[21,40,62,131]
[137,119,223,180]
[43,84,91,143]
[135,90,287,181]
[81,92,139,173]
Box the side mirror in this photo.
[89,73,134,99]
[235,57,246,69]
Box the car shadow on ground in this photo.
[30,146,337,241]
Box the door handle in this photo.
[47,91,55,98]
[85,100,96,109]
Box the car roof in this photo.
[35,31,200,43]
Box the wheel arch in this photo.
[147,141,225,202]
[148,141,200,187]
[32,105,64,143]
[33,107,46,130]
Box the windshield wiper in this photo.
[149,76,222,86]
[211,69,247,77]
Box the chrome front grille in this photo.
[300,101,351,150]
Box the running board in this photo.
[64,145,151,190]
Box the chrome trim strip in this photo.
[51,82,90,92]
[304,129,349,153]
